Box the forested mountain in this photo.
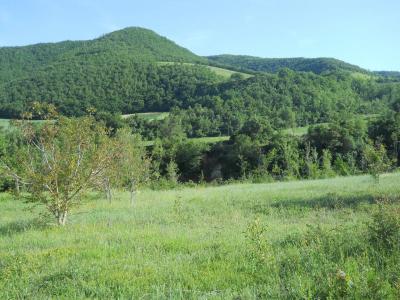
[0,27,204,83]
[207,55,369,75]
[0,27,212,116]
[0,27,399,129]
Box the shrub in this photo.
[367,202,400,251]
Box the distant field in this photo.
[1,172,399,298]
[0,118,46,129]
[282,125,310,136]
[144,135,229,147]
[190,135,230,144]
[205,65,252,79]
[0,119,10,129]
[350,71,375,80]
[122,112,170,121]
[158,61,252,79]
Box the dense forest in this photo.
[207,55,370,74]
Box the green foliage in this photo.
[368,201,400,252]
[307,117,368,157]
[245,217,273,266]
[363,141,391,182]
[369,111,400,166]
[0,116,121,225]
[0,27,203,82]
[113,129,151,190]
[208,54,369,74]
[166,160,179,184]
[175,142,209,182]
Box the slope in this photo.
[0,27,205,83]
[207,54,369,75]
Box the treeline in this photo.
[138,110,399,184]
[1,109,398,189]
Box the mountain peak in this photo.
[98,27,160,41]
[93,27,204,63]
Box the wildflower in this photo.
[337,270,346,280]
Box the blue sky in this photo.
[0,0,399,71]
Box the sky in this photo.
[0,0,399,71]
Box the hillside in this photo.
[207,54,369,75]
[0,27,218,117]
[0,27,397,127]
[0,27,204,83]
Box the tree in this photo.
[368,112,400,166]
[239,118,273,142]
[114,129,151,205]
[175,141,209,181]
[1,116,120,225]
[0,128,25,194]
[363,141,390,183]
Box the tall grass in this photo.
[0,173,399,298]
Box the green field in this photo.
[144,136,230,147]
[122,112,170,121]
[282,125,311,136]
[158,62,252,79]
[1,173,399,298]
[205,65,252,79]
[0,119,10,129]
[190,135,230,144]
[0,119,46,129]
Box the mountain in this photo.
[0,27,397,123]
[207,55,369,75]
[0,27,214,117]
[0,27,205,83]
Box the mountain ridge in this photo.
[207,54,370,75]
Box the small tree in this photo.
[1,116,120,225]
[114,129,151,206]
[0,128,26,195]
[166,160,179,185]
[363,141,390,183]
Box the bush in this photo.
[368,202,400,252]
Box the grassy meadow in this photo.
[122,112,170,121]
[1,172,399,299]
[157,61,252,80]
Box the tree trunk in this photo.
[130,179,136,206]
[104,177,112,203]
[57,211,67,226]
[14,177,20,196]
